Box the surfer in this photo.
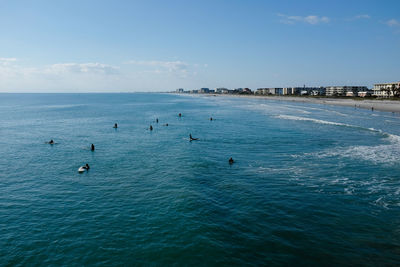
[48,139,54,144]
[163,123,169,126]
[189,134,198,141]
[113,123,118,128]
[178,113,182,117]
[210,117,213,121]
[156,118,159,123]
[83,163,90,170]
[150,125,153,131]
[91,144,95,151]
[229,157,234,164]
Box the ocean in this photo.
[0,93,399,266]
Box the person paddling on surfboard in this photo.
[48,139,54,144]
[83,163,90,170]
[91,144,95,151]
[150,125,153,131]
[229,157,234,164]
[113,123,118,128]
[189,134,198,141]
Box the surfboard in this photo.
[78,167,86,173]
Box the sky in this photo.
[0,0,399,92]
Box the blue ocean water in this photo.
[0,93,399,266]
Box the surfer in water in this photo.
[179,113,182,117]
[83,163,90,170]
[163,123,169,126]
[210,117,213,121]
[113,123,118,128]
[229,157,234,164]
[91,144,95,151]
[189,134,198,141]
[150,125,153,131]
[156,118,159,123]
[48,139,54,144]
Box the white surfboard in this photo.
[78,166,86,173]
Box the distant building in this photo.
[176,88,184,93]
[240,88,252,94]
[373,82,400,97]
[215,88,229,94]
[200,88,210,93]
[358,90,373,97]
[256,88,269,95]
[256,88,283,95]
[283,87,295,95]
[285,87,325,96]
[325,86,368,96]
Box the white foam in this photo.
[276,114,355,127]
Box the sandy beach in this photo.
[210,94,400,113]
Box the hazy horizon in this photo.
[1,0,399,93]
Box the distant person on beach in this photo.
[371,107,374,111]
[113,123,118,128]
[179,113,182,117]
[189,134,198,141]
[229,157,234,164]
[83,163,90,170]
[150,125,153,131]
[91,144,95,151]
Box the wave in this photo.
[276,115,364,128]
[276,115,400,143]
[278,115,400,165]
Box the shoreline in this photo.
[197,94,400,113]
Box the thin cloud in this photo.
[126,60,189,73]
[278,14,330,25]
[354,14,370,20]
[386,19,400,27]
[344,14,371,21]
[45,63,120,75]
[0,57,17,66]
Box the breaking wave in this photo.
[276,115,400,165]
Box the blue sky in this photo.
[0,0,399,92]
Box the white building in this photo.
[284,87,325,96]
[325,86,368,96]
[256,88,269,95]
[373,82,400,97]
[215,88,229,94]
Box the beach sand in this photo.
[210,95,400,113]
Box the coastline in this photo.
[198,94,400,113]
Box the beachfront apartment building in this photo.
[325,86,368,96]
[283,87,326,96]
[215,88,229,94]
[373,82,400,97]
[255,87,324,96]
[255,88,282,95]
[283,87,295,95]
[256,88,269,95]
[200,88,210,93]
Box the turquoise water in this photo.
[0,93,399,266]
